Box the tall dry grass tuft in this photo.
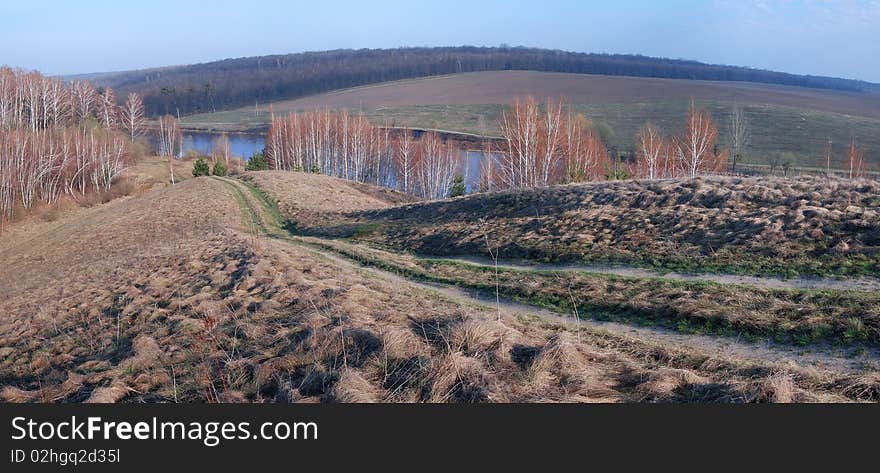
[634,368,708,401]
[329,368,382,403]
[753,372,797,403]
[448,318,517,360]
[840,373,880,402]
[427,351,498,403]
[528,332,620,402]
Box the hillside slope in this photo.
[289,175,880,278]
[183,71,880,169]
[206,71,880,120]
[238,171,413,227]
[3,168,878,402]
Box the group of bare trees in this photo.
[847,138,867,179]
[263,98,730,200]
[488,97,609,190]
[463,97,731,191]
[0,67,142,222]
[266,110,395,185]
[823,136,869,179]
[266,110,462,199]
[263,96,872,203]
[631,101,728,180]
[490,95,726,188]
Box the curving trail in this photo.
[420,255,880,293]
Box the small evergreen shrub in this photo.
[449,175,466,197]
[192,157,210,177]
[245,152,269,171]
[212,161,228,176]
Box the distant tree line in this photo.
[89,47,878,117]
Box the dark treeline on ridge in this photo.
[85,47,879,117]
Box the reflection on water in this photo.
[463,150,485,193]
[178,132,266,159]
[174,131,489,194]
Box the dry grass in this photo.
[0,155,201,238]
[239,171,412,228]
[298,175,880,278]
[121,155,203,190]
[2,173,872,403]
[296,236,880,345]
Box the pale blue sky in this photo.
[2,0,878,82]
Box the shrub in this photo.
[449,175,466,198]
[192,157,210,177]
[212,161,228,177]
[245,152,269,171]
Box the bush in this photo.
[245,152,269,171]
[212,161,228,176]
[449,175,466,198]
[192,157,210,177]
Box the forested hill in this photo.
[84,46,879,116]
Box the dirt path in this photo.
[303,242,880,374]
[426,255,880,292]
[220,176,880,374]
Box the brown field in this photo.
[201,71,880,120]
[1,162,879,403]
[182,71,880,171]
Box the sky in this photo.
[2,0,879,82]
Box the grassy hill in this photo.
[2,161,879,403]
[182,71,880,170]
[269,173,880,278]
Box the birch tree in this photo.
[70,80,97,123]
[157,115,181,185]
[565,112,609,183]
[676,100,724,177]
[395,131,415,193]
[847,137,865,179]
[96,88,119,129]
[413,132,459,199]
[728,106,748,173]
[635,123,664,180]
[121,93,146,140]
[212,134,231,166]
[498,97,540,188]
